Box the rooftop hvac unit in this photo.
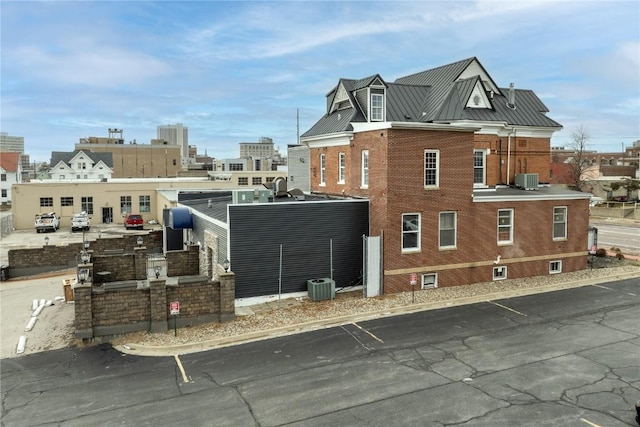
[307,278,335,301]
[256,189,273,203]
[514,173,539,190]
[232,190,255,204]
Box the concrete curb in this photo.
[114,270,640,357]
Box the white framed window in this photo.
[371,93,384,121]
[319,154,326,186]
[120,196,132,215]
[361,150,369,188]
[497,209,513,244]
[424,150,439,188]
[553,206,567,240]
[139,195,151,213]
[549,260,562,274]
[493,266,507,281]
[338,152,346,184]
[402,213,420,252]
[421,273,438,289]
[439,211,457,249]
[473,149,486,186]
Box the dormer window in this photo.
[371,93,384,121]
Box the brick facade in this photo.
[309,127,589,294]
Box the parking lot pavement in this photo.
[0,222,161,265]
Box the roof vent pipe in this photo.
[507,83,516,109]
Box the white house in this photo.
[49,150,114,181]
[0,151,22,205]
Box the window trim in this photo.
[493,266,507,281]
[424,149,440,189]
[361,150,369,188]
[401,213,421,253]
[338,152,346,184]
[473,149,486,187]
[497,209,514,245]
[549,260,562,274]
[438,211,457,250]
[553,206,567,240]
[371,93,384,121]
[421,273,438,289]
[319,154,326,186]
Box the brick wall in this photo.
[8,231,163,277]
[478,135,552,185]
[75,271,236,340]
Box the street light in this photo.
[137,236,143,247]
[223,259,230,272]
[44,236,49,246]
[80,250,90,264]
[154,265,161,279]
[78,268,89,285]
[83,240,90,250]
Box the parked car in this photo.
[35,212,60,233]
[71,211,90,232]
[124,213,144,230]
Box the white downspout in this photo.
[507,127,515,185]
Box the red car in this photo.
[124,213,144,230]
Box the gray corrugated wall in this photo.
[229,200,369,298]
[191,214,227,266]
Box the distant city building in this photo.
[238,137,287,170]
[76,129,182,178]
[157,123,189,164]
[0,132,25,152]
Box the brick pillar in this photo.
[74,283,93,339]
[149,278,168,333]
[134,246,147,280]
[219,271,235,322]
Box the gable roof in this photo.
[0,152,20,173]
[50,150,114,168]
[302,57,561,138]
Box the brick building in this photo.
[301,57,591,293]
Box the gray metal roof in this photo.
[303,57,561,138]
[50,150,113,168]
[179,192,352,224]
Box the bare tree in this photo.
[566,125,592,191]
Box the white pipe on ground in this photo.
[16,336,26,354]
[25,317,37,332]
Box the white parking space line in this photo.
[174,355,190,383]
[487,301,527,316]
[580,418,602,427]
[590,284,612,290]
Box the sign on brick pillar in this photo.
[149,278,168,333]
[74,283,93,339]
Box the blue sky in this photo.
[2,1,639,163]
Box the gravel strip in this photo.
[113,264,639,348]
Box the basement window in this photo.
[549,260,562,274]
[493,266,507,281]
[421,273,438,289]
